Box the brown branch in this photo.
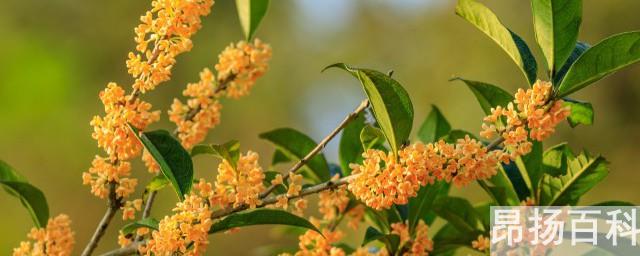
[81,182,123,256]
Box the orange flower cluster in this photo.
[142,149,160,174]
[127,0,215,93]
[215,39,272,99]
[471,235,490,252]
[82,156,137,199]
[349,81,570,210]
[170,39,271,149]
[391,221,433,256]
[349,138,500,210]
[282,229,346,256]
[13,214,75,256]
[318,186,350,221]
[121,199,143,220]
[271,173,304,210]
[481,80,570,158]
[91,83,160,161]
[169,68,222,149]
[143,193,213,255]
[211,151,266,208]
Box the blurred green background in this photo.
[1,0,640,254]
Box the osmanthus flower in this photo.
[281,229,346,256]
[142,149,160,174]
[143,192,213,255]
[90,83,160,161]
[127,0,215,93]
[215,39,272,99]
[13,214,75,256]
[169,68,222,149]
[82,155,137,199]
[121,199,143,220]
[391,220,433,256]
[318,186,350,221]
[210,151,265,209]
[481,80,570,159]
[471,235,490,252]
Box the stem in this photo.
[141,191,156,219]
[259,99,369,198]
[81,183,123,256]
[99,241,143,256]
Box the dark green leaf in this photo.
[364,207,391,233]
[259,128,330,182]
[531,0,582,72]
[451,78,514,115]
[271,149,290,166]
[339,112,366,175]
[563,99,594,127]
[432,223,475,255]
[592,201,635,207]
[554,42,590,85]
[539,150,609,206]
[121,218,159,235]
[334,243,355,254]
[502,161,531,201]
[209,209,320,234]
[557,31,640,97]
[130,126,193,200]
[235,0,269,40]
[517,141,543,194]
[480,164,521,206]
[409,180,450,232]
[455,0,538,84]
[542,143,572,176]
[417,105,451,143]
[360,125,385,150]
[362,227,400,253]
[432,197,485,234]
[0,160,49,228]
[324,63,414,155]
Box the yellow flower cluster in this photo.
[215,39,272,99]
[82,155,137,199]
[143,193,213,255]
[127,0,215,93]
[170,39,271,149]
[481,80,570,157]
[284,229,346,256]
[349,81,570,210]
[211,151,265,208]
[13,214,75,256]
[169,68,222,149]
[318,186,350,221]
[391,221,433,256]
[471,235,490,252]
[121,199,143,220]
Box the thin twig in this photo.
[259,99,370,198]
[81,183,123,256]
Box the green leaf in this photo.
[451,78,514,115]
[362,227,401,253]
[271,149,291,166]
[192,140,241,169]
[531,0,582,72]
[259,128,330,182]
[432,223,475,256]
[539,150,609,206]
[263,171,287,194]
[554,42,590,85]
[592,201,635,207]
[417,105,451,143]
[517,141,543,194]
[0,160,49,228]
[130,126,193,200]
[563,99,594,127]
[121,218,159,235]
[455,0,538,84]
[209,209,320,234]
[557,31,640,97]
[360,125,385,150]
[146,175,170,192]
[324,63,414,155]
[235,0,269,40]
[334,243,356,254]
[408,180,450,231]
[432,197,485,234]
[542,143,572,176]
[479,164,520,206]
[339,112,366,175]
